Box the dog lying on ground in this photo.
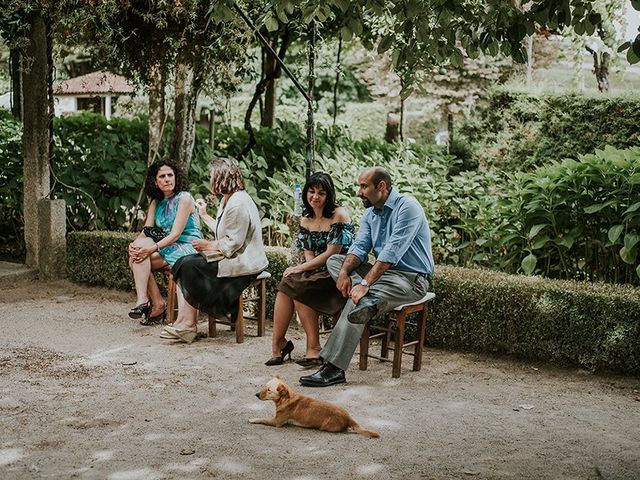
[249,373,380,438]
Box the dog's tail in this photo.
[349,422,380,439]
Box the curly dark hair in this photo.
[302,171,339,219]
[144,159,190,201]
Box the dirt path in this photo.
[0,279,638,480]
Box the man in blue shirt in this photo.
[300,167,434,387]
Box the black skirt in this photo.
[278,269,348,316]
[172,254,257,318]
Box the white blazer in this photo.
[215,190,268,278]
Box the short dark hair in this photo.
[145,159,190,201]
[371,167,392,191]
[302,171,338,219]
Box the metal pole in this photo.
[306,21,316,180]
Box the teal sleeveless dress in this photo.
[154,191,202,265]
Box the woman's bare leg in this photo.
[129,238,156,305]
[294,301,321,359]
[271,291,294,356]
[148,255,168,316]
[172,283,198,330]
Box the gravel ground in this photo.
[0,278,639,480]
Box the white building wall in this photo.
[54,96,77,116]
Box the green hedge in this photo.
[431,266,640,374]
[67,231,640,374]
[66,231,290,317]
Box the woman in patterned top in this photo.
[127,160,202,325]
[266,172,355,367]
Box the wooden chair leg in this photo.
[208,314,217,337]
[359,323,370,371]
[392,310,406,378]
[381,315,391,359]
[166,274,177,325]
[257,279,266,337]
[413,306,428,371]
[235,295,244,343]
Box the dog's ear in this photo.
[276,383,290,399]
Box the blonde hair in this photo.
[209,157,245,194]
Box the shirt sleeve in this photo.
[347,214,372,264]
[376,198,424,265]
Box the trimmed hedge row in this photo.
[66,231,290,315]
[67,232,640,374]
[431,266,640,374]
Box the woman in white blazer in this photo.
[161,157,268,343]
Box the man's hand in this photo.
[336,271,352,297]
[349,284,369,305]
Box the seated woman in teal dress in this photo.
[127,160,202,325]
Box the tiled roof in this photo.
[53,71,134,95]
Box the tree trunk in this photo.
[586,46,610,93]
[385,113,400,143]
[22,11,51,268]
[170,51,200,172]
[147,64,166,165]
[332,37,342,125]
[10,49,23,120]
[261,43,277,128]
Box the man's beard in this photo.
[360,196,371,208]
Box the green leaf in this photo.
[627,45,640,64]
[584,203,607,214]
[624,233,640,251]
[608,225,624,244]
[378,34,394,54]
[264,14,279,32]
[636,264,640,280]
[521,253,537,275]
[618,41,631,53]
[531,236,550,249]
[528,223,547,239]
[623,202,640,215]
[340,26,353,41]
[555,235,575,249]
[620,247,637,264]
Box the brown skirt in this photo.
[278,269,348,316]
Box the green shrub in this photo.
[460,88,640,170]
[66,231,137,290]
[431,266,640,374]
[66,231,290,320]
[66,231,640,374]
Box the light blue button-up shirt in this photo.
[348,188,434,276]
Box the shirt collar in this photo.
[372,187,398,215]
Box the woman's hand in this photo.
[192,239,218,252]
[283,265,304,277]
[195,198,209,218]
[130,244,156,263]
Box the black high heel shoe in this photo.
[128,301,151,320]
[141,304,167,326]
[265,340,294,366]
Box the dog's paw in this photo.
[248,418,261,424]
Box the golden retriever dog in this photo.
[249,374,380,438]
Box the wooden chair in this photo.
[359,292,436,378]
[165,270,271,344]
